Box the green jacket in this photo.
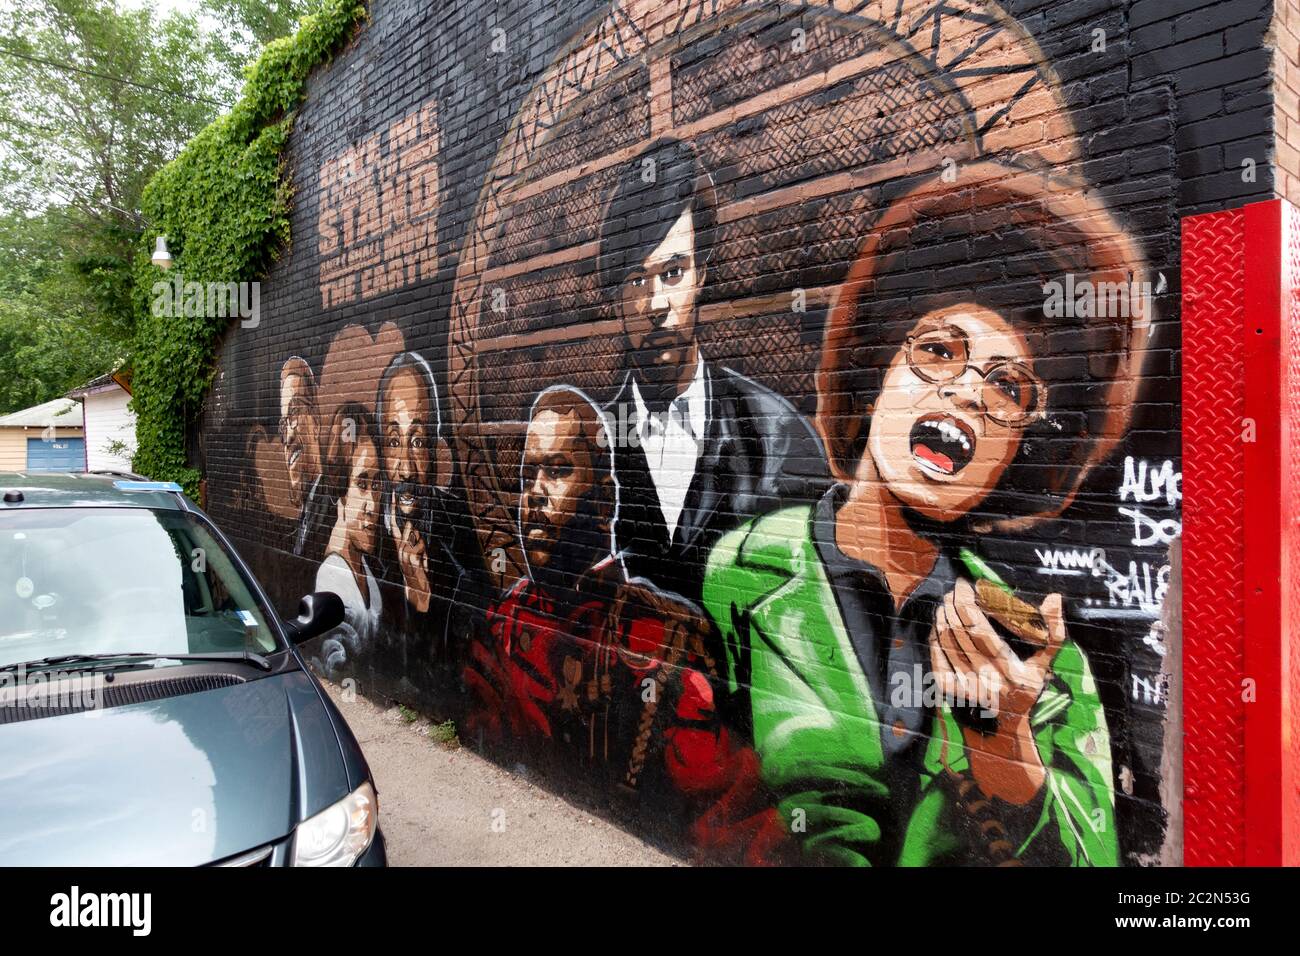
[701,505,1118,867]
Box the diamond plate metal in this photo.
[1181,206,1247,866]
[1283,201,1300,866]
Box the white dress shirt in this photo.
[631,359,708,539]
[315,551,382,645]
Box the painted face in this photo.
[381,367,433,520]
[616,207,702,402]
[519,409,596,574]
[865,304,1041,521]
[343,436,381,556]
[279,373,321,505]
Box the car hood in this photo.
[0,667,349,866]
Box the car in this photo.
[0,472,385,866]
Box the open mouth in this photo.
[909,415,976,477]
[393,482,418,510]
[287,445,301,470]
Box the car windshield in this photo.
[0,507,279,669]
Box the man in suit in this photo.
[597,138,830,603]
[279,357,332,562]
[461,387,790,862]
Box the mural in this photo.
[227,0,1177,865]
[250,322,484,697]
[700,167,1145,865]
[318,99,441,308]
[460,386,786,862]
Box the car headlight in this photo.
[291,782,377,867]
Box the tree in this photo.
[201,0,321,83]
[0,1,226,222]
[0,0,312,414]
[0,208,121,412]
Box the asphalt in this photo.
[321,680,680,866]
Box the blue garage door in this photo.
[27,437,85,472]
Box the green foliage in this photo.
[0,0,225,218]
[398,705,418,723]
[0,0,231,410]
[201,0,323,85]
[0,209,121,414]
[428,720,460,749]
[129,0,366,496]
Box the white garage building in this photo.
[67,370,136,473]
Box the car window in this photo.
[0,507,279,668]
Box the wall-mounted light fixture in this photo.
[151,235,173,270]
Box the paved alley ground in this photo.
[321,681,680,866]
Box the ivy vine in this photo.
[130,0,367,498]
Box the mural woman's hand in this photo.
[397,518,432,613]
[930,580,1066,804]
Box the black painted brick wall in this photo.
[196,0,1280,864]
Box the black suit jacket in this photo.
[606,365,831,604]
[293,476,334,563]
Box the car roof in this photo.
[0,472,188,512]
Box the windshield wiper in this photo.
[1,650,272,675]
[0,652,152,675]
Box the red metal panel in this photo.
[1242,200,1283,865]
[1181,206,1248,865]
[1183,197,1300,866]
[1282,201,1300,867]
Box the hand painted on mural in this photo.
[930,581,1067,805]
[395,520,431,612]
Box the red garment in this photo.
[463,579,564,742]
[463,564,791,864]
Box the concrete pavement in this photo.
[322,680,680,866]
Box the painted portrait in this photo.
[224,0,1178,866]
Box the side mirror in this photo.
[283,592,345,645]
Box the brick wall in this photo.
[1275,0,1300,201]
[198,0,1273,865]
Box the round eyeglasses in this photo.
[905,325,1046,427]
[278,398,313,444]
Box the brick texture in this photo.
[193,0,1271,865]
